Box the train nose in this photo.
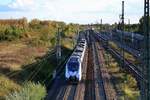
[68,71,80,81]
[69,71,77,76]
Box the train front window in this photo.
[68,62,79,72]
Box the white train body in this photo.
[65,38,86,82]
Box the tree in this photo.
[29,19,41,29]
[138,16,150,34]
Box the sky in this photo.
[0,0,144,24]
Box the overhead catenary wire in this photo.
[7,49,55,78]
[26,52,56,81]
[42,54,71,85]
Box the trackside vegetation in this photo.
[5,82,46,100]
[0,18,79,100]
[103,51,140,100]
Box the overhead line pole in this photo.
[144,0,149,99]
[101,19,102,31]
[121,1,125,67]
[56,28,61,64]
[128,19,130,32]
[121,1,127,100]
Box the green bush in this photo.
[0,26,24,41]
[5,82,46,100]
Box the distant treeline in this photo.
[0,18,80,45]
[0,16,149,42]
[117,16,150,34]
[82,16,150,35]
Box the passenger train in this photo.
[65,37,87,82]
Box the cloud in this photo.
[0,0,35,11]
[9,0,35,10]
[0,0,144,24]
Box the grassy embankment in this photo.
[0,40,73,100]
[108,41,140,65]
[0,18,78,100]
[103,50,140,100]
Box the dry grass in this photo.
[0,41,48,72]
[0,42,26,54]
[0,41,49,99]
[0,36,73,99]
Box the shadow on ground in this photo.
[1,46,72,87]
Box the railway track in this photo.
[95,42,117,100]
[84,44,95,100]
[92,41,107,100]
[93,34,117,100]
[96,33,145,81]
[46,30,116,100]
[46,48,88,100]
[85,32,116,100]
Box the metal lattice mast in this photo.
[121,1,125,67]
[144,0,150,99]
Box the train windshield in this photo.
[68,62,79,72]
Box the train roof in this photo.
[69,56,80,62]
[72,52,82,56]
[76,46,84,50]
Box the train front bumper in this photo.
[65,71,80,81]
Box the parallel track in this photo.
[84,45,95,100]
[85,33,116,100]
[96,33,145,81]
[95,42,117,100]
